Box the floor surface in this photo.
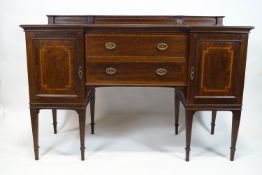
[1,100,261,175]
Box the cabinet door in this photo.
[26,31,85,103]
[188,33,248,104]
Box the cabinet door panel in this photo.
[27,32,85,103]
[189,34,248,104]
[34,39,76,95]
[198,41,238,96]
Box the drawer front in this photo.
[85,34,187,59]
[86,61,186,86]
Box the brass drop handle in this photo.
[105,67,117,75]
[78,66,84,80]
[190,66,195,80]
[156,42,168,51]
[105,42,117,50]
[156,68,167,76]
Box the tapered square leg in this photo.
[211,110,217,135]
[52,109,57,134]
[77,109,86,161]
[175,91,180,135]
[185,110,194,161]
[230,110,241,161]
[90,90,95,134]
[30,108,40,160]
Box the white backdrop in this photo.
[0,0,262,175]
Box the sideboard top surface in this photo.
[20,15,254,32]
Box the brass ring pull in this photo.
[105,67,117,75]
[105,42,117,50]
[156,42,168,51]
[156,68,167,76]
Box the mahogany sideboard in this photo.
[20,15,253,161]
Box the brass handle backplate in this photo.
[78,66,83,80]
[105,42,117,50]
[156,68,167,76]
[190,66,195,80]
[156,42,168,51]
[105,67,117,75]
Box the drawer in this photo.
[86,60,186,86]
[85,34,187,59]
